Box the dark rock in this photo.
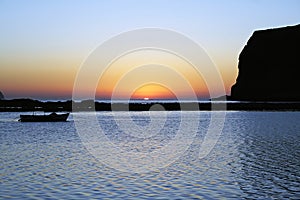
[231,24,300,101]
[0,91,4,100]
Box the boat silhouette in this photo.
[18,112,69,122]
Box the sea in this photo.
[0,110,299,199]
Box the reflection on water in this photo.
[0,112,299,199]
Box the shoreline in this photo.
[1,99,300,111]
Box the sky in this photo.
[1,0,300,100]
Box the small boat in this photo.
[18,112,69,122]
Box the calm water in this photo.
[1,111,299,199]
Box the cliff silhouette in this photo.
[231,24,300,101]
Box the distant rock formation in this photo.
[231,24,300,101]
[0,91,4,100]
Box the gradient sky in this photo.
[1,0,300,100]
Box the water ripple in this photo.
[0,112,299,199]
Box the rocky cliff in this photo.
[231,24,300,101]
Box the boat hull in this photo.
[19,113,69,122]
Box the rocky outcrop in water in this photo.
[231,24,300,101]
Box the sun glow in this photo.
[131,83,176,100]
[96,49,209,100]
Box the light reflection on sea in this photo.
[0,111,299,199]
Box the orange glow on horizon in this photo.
[130,84,176,99]
[1,47,229,100]
[95,49,211,100]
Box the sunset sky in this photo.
[1,0,300,100]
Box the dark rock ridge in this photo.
[231,24,300,101]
